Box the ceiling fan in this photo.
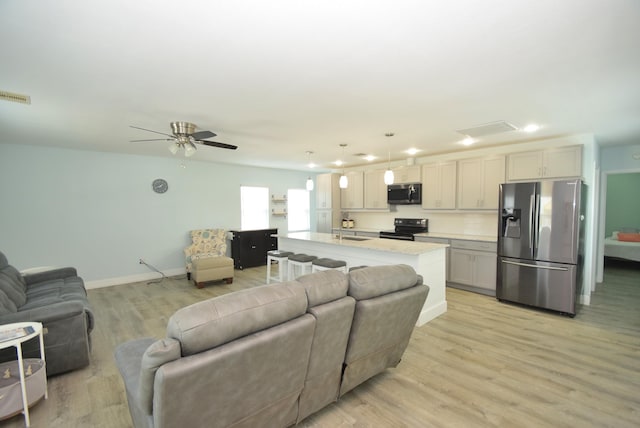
[130,121,238,157]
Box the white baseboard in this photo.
[416,300,447,327]
[579,293,591,306]
[85,268,187,289]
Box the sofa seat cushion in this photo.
[167,282,308,356]
[19,278,94,332]
[348,264,418,300]
[21,277,88,308]
[297,270,349,306]
[24,277,86,299]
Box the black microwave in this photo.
[387,183,422,205]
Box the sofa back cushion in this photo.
[347,264,418,300]
[167,282,308,356]
[296,270,349,306]
[0,252,27,308]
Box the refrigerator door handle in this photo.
[529,194,535,250]
[501,259,569,271]
[534,193,540,250]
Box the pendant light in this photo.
[305,151,314,191]
[338,144,348,189]
[384,133,395,185]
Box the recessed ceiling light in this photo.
[334,160,343,167]
[364,155,376,161]
[461,137,475,146]
[307,162,316,168]
[406,148,420,155]
[523,124,540,133]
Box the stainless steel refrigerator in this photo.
[497,179,585,316]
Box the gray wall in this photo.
[604,172,640,237]
[0,143,312,285]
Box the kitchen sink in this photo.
[337,236,371,241]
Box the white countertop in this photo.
[279,232,448,255]
[330,228,497,243]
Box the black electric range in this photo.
[379,218,429,241]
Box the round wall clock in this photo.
[152,178,169,194]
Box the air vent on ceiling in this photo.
[456,120,517,138]
[0,90,31,105]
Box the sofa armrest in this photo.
[0,300,86,325]
[22,267,79,286]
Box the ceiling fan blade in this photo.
[198,140,238,150]
[130,125,174,138]
[192,130,217,139]
[130,138,173,143]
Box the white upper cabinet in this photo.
[364,169,388,209]
[341,171,364,209]
[422,161,457,209]
[457,156,505,210]
[392,165,421,184]
[316,173,340,209]
[507,146,582,181]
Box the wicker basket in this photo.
[0,359,46,420]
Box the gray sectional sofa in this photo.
[114,264,429,428]
[0,251,94,376]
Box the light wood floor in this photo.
[3,260,639,427]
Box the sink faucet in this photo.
[338,211,350,241]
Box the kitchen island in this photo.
[277,232,448,326]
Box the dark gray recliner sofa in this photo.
[0,251,94,376]
[114,264,428,428]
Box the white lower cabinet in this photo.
[448,240,497,294]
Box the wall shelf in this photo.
[271,194,287,217]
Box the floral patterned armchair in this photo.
[184,229,234,288]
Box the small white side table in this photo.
[0,322,47,427]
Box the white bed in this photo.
[604,231,640,262]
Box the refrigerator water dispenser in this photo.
[501,208,521,238]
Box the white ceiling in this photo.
[1,0,639,172]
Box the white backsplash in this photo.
[346,206,498,237]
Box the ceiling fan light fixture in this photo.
[184,141,197,157]
[168,142,180,155]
